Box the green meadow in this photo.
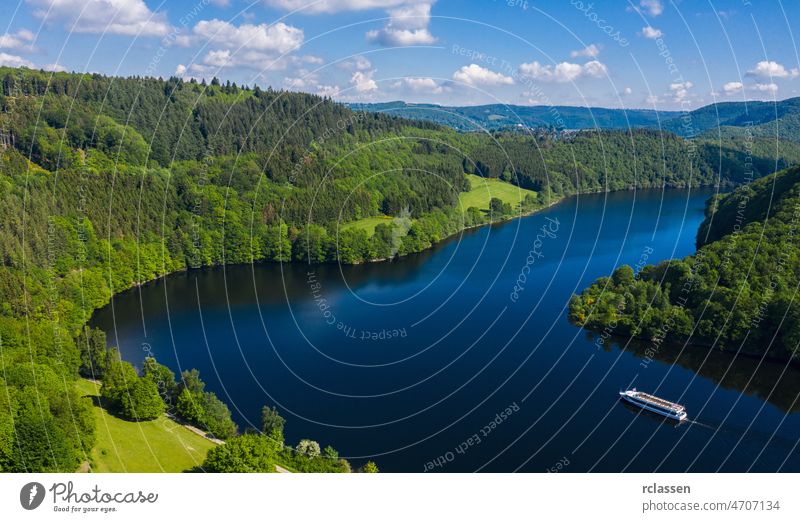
[75,379,216,473]
[458,174,537,213]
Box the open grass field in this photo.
[75,379,216,472]
[342,175,536,237]
[341,215,394,234]
[458,174,536,213]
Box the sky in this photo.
[1,0,799,109]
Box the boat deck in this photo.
[632,391,685,412]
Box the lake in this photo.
[91,187,800,472]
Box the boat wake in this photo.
[685,418,798,451]
[685,419,716,429]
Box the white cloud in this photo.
[43,62,67,72]
[27,0,172,37]
[192,19,304,54]
[202,49,234,68]
[350,70,378,92]
[366,27,435,46]
[284,68,319,90]
[0,29,36,52]
[175,64,187,76]
[751,82,779,93]
[299,55,324,65]
[453,64,514,86]
[582,60,608,78]
[392,77,443,94]
[285,77,311,89]
[264,0,438,47]
[640,0,663,16]
[670,80,693,102]
[316,84,341,97]
[262,0,429,14]
[0,52,35,68]
[622,86,633,95]
[646,94,660,105]
[722,81,743,94]
[338,55,373,71]
[570,44,600,58]
[641,26,663,39]
[366,3,436,46]
[746,60,799,79]
[518,60,607,83]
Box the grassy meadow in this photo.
[75,379,216,473]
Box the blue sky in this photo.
[2,0,799,109]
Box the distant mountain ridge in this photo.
[351,97,800,140]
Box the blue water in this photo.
[91,187,800,472]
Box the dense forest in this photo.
[570,165,800,361]
[0,66,797,471]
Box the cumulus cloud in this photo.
[350,69,378,92]
[751,82,779,93]
[639,0,663,16]
[0,52,35,68]
[262,0,427,14]
[746,60,799,79]
[641,26,663,39]
[452,64,514,86]
[27,0,172,37]
[189,49,311,73]
[0,29,37,52]
[670,80,693,102]
[264,0,438,47]
[338,55,373,71]
[570,44,600,58]
[192,19,304,54]
[392,77,443,94]
[366,3,436,46]
[722,81,743,94]
[622,86,633,95]
[282,67,325,90]
[317,84,341,98]
[42,62,67,72]
[518,60,607,83]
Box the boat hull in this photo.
[619,391,687,421]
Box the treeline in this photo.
[0,67,797,471]
[570,166,800,361]
[201,405,370,473]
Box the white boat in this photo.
[619,388,687,421]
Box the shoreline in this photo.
[95,183,721,303]
[575,317,800,366]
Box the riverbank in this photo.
[92,185,800,472]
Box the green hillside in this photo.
[571,165,800,361]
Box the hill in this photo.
[352,97,800,140]
[350,100,675,131]
[570,165,800,361]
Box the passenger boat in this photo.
[619,388,687,421]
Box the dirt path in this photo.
[166,413,291,473]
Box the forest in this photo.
[570,165,800,361]
[0,66,798,471]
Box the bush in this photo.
[203,434,278,473]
